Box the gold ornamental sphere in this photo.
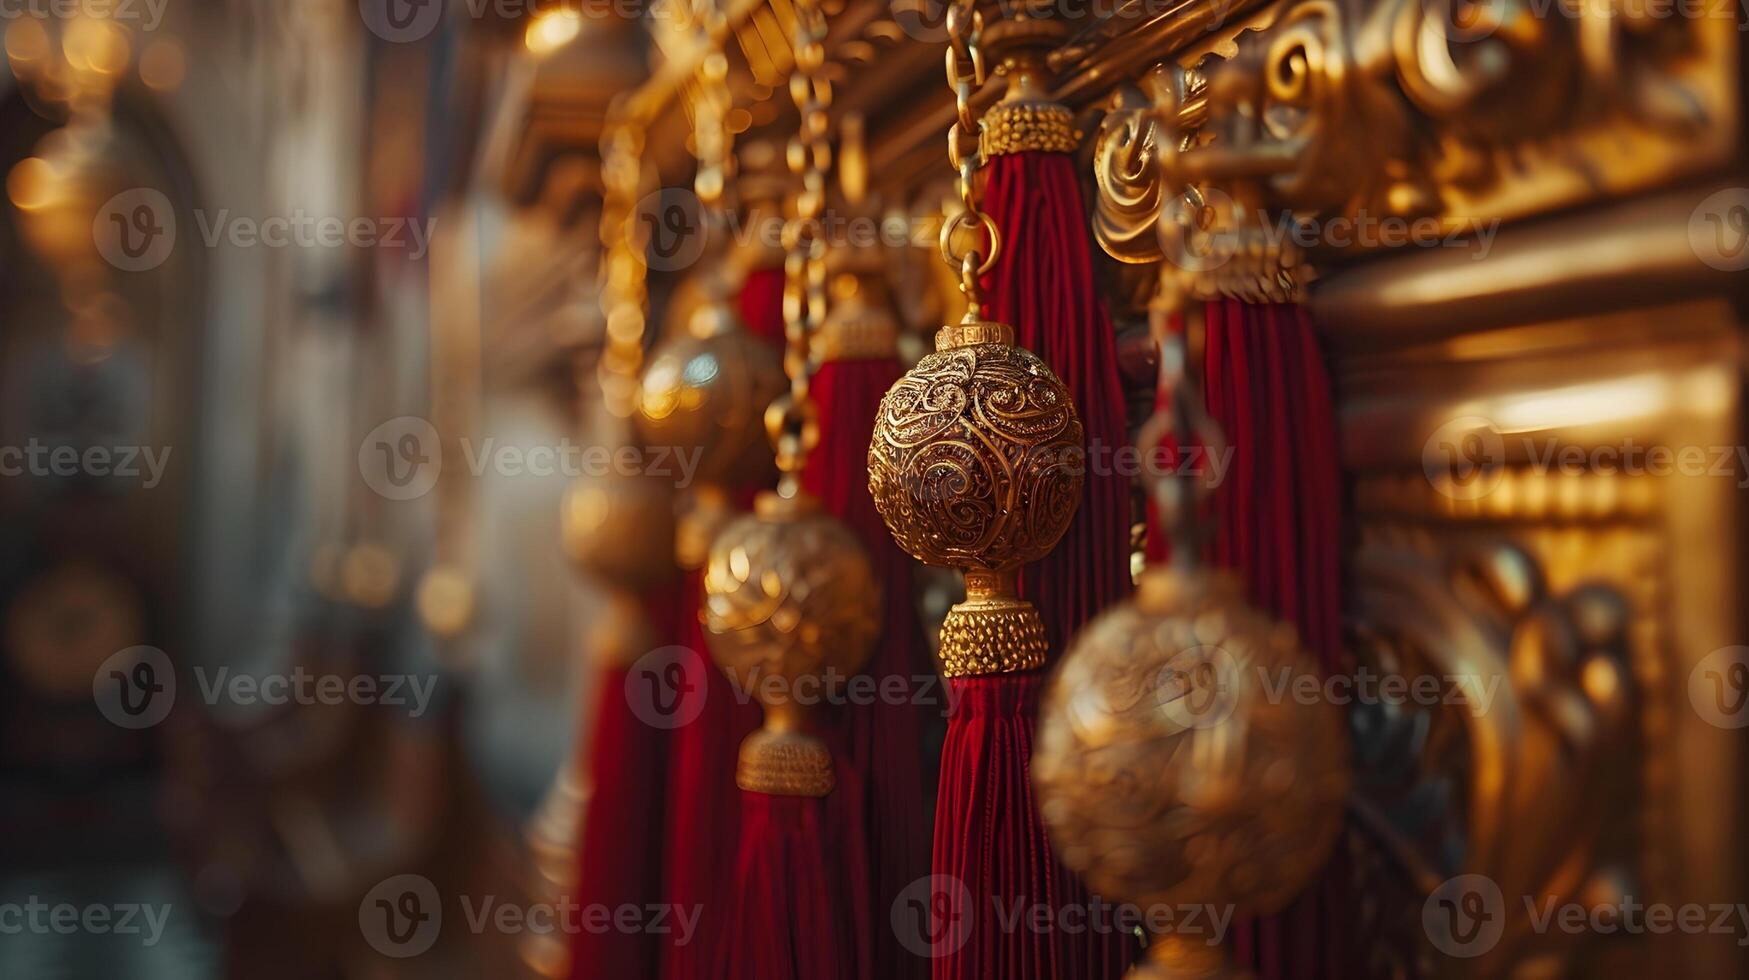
[636,297,785,487]
[867,319,1083,572]
[701,491,882,796]
[1033,566,1350,979]
[561,470,677,588]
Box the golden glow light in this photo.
[524,9,583,55]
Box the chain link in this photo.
[691,0,735,212]
[597,117,648,420]
[939,0,999,315]
[771,0,832,491]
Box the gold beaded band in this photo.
[982,101,1080,156]
[736,728,836,797]
[936,569,1049,677]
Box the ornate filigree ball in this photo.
[867,320,1083,676]
[701,491,882,796]
[561,471,677,588]
[637,298,785,487]
[868,321,1083,571]
[1034,566,1350,977]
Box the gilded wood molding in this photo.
[1083,0,1739,298]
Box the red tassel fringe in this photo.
[972,151,1138,978]
[982,151,1132,655]
[568,587,679,980]
[802,357,935,980]
[1148,299,1349,979]
[932,675,1133,979]
[720,784,870,980]
[657,570,761,980]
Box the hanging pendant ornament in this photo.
[979,7,1133,674]
[867,5,1087,977]
[868,0,1084,680]
[1032,175,1350,980]
[703,6,880,972]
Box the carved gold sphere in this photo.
[701,491,882,796]
[1034,566,1349,976]
[561,470,677,588]
[867,320,1084,572]
[637,298,785,487]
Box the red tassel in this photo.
[1149,299,1349,978]
[983,151,1133,654]
[802,356,935,980]
[736,267,789,347]
[660,271,793,979]
[720,776,870,980]
[933,674,1135,979]
[972,152,1138,978]
[657,571,761,980]
[567,588,677,980]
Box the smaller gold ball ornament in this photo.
[1033,566,1350,979]
[561,470,677,588]
[701,490,882,796]
[637,297,785,488]
[867,317,1084,676]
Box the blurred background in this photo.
[3,0,1748,978]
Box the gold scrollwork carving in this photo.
[1091,0,1733,288]
[1346,537,1641,977]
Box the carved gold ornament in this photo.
[867,0,1085,679]
[636,293,786,489]
[702,492,881,796]
[700,0,882,799]
[1035,566,1350,978]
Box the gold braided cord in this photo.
[770,0,832,496]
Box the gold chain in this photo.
[770,0,832,495]
[597,115,648,421]
[691,0,735,212]
[939,0,1000,317]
